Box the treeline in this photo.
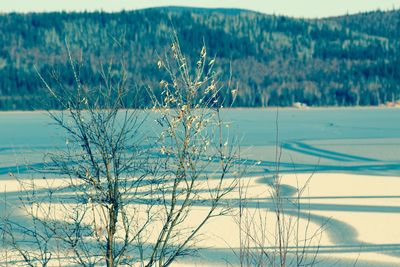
[0,7,399,110]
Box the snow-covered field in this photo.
[1,108,400,266]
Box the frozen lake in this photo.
[1,108,399,177]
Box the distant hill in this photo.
[0,7,399,110]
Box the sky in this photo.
[0,0,399,18]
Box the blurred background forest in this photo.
[0,7,399,110]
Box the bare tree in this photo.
[1,40,158,267]
[1,35,239,267]
[235,109,325,267]
[145,32,239,266]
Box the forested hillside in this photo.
[0,7,399,110]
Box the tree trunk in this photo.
[107,207,117,267]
